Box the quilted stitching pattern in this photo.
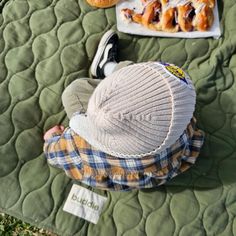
[0,0,236,235]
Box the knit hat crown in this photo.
[70,62,196,158]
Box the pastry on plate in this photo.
[121,0,215,32]
[87,0,119,8]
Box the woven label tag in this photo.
[159,62,189,85]
[63,184,107,224]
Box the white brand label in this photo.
[63,184,107,224]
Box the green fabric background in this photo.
[0,0,236,235]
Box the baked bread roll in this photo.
[142,1,161,28]
[160,0,169,5]
[161,8,179,32]
[121,1,162,31]
[121,8,143,24]
[177,3,195,32]
[193,0,215,8]
[86,0,119,8]
[193,4,214,31]
[121,0,215,32]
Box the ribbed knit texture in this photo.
[70,62,196,158]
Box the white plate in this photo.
[116,0,221,38]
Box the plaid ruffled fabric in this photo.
[44,118,204,191]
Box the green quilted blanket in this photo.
[1,0,236,235]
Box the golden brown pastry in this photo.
[142,1,162,27]
[121,9,142,24]
[121,1,162,31]
[160,8,179,33]
[177,3,195,32]
[160,0,169,5]
[121,8,134,23]
[120,0,215,32]
[86,0,119,8]
[193,4,214,31]
[193,0,215,8]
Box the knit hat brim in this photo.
[70,113,172,158]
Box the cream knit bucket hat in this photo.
[70,62,196,158]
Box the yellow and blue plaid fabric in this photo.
[44,118,204,191]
